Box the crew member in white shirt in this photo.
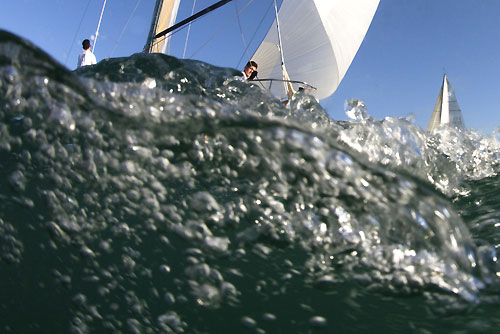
[77,39,97,68]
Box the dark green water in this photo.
[2,30,500,333]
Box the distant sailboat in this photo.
[427,75,465,132]
[144,0,380,101]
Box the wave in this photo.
[2,29,500,333]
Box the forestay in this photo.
[252,0,380,100]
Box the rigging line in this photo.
[182,0,198,58]
[273,0,293,98]
[92,0,108,53]
[233,0,250,64]
[151,0,245,54]
[64,0,92,66]
[273,0,285,71]
[109,0,143,57]
[188,0,255,59]
[149,15,202,51]
[236,0,274,69]
[154,0,232,40]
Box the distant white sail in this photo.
[145,0,181,53]
[251,0,380,100]
[427,75,465,132]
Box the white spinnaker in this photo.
[148,0,181,53]
[251,0,380,100]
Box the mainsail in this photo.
[251,0,380,100]
[145,0,181,53]
[427,75,465,132]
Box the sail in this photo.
[251,0,380,100]
[427,75,465,132]
[145,0,181,53]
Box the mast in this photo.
[92,0,108,53]
[145,0,163,52]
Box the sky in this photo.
[1,0,499,134]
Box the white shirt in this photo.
[77,49,97,68]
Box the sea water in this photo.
[2,29,500,333]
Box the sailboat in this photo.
[427,74,465,132]
[144,0,380,101]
